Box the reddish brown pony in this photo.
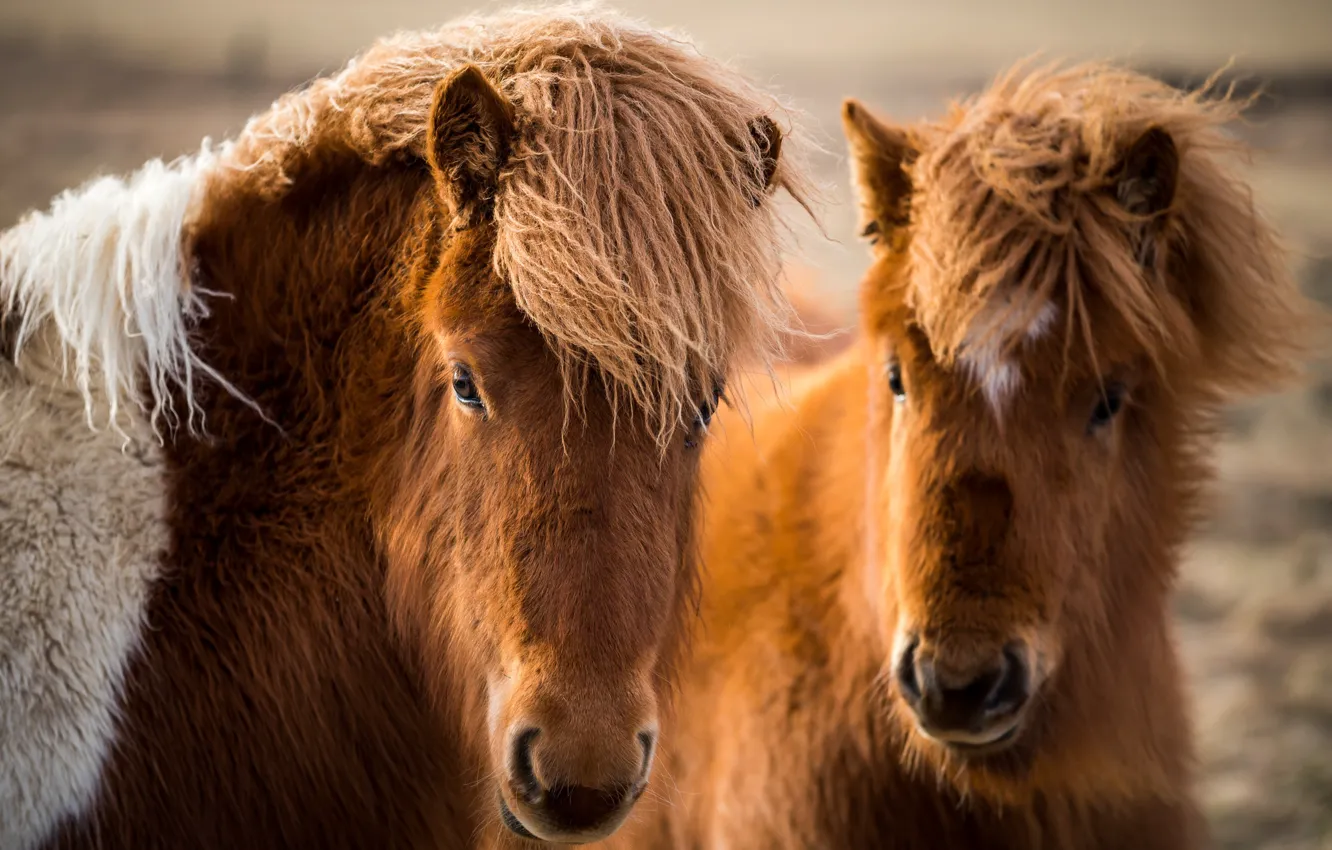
[621,63,1310,849]
[0,9,810,848]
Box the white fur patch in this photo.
[0,326,168,849]
[958,300,1058,411]
[0,145,239,434]
[0,146,238,846]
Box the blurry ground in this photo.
[2,42,1329,850]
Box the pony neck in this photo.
[189,147,502,779]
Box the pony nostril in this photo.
[509,727,543,804]
[637,730,657,780]
[983,643,1032,717]
[895,636,923,704]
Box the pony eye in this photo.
[452,365,484,409]
[887,362,907,402]
[686,384,725,448]
[1088,383,1127,432]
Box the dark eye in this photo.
[686,384,725,449]
[1088,383,1127,432]
[452,365,484,410]
[887,362,906,402]
[860,220,882,246]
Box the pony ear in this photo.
[842,99,914,250]
[745,115,783,206]
[426,64,515,229]
[1113,127,1178,217]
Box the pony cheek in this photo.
[878,540,914,645]
[1026,627,1062,689]
[871,562,904,655]
[487,669,516,740]
[1023,506,1100,670]
[869,480,911,649]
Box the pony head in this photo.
[843,63,1307,803]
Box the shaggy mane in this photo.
[215,3,813,440]
[906,61,1304,394]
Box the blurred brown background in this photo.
[1,1,1329,846]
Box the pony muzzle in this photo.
[894,633,1038,754]
[497,724,656,844]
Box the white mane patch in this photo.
[0,144,233,434]
[957,299,1058,411]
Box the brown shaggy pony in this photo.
[0,8,810,848]
[619,63,1310,849]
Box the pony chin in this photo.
[892,696,1048,806]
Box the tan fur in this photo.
[621,62,1314,850]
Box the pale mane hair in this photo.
[215,3,814,440]
[905,61,1305,395]
[0,146,250,434]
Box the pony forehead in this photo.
[213,6,812,443]
[882,60,1264,406]
[956,299,1059,411]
